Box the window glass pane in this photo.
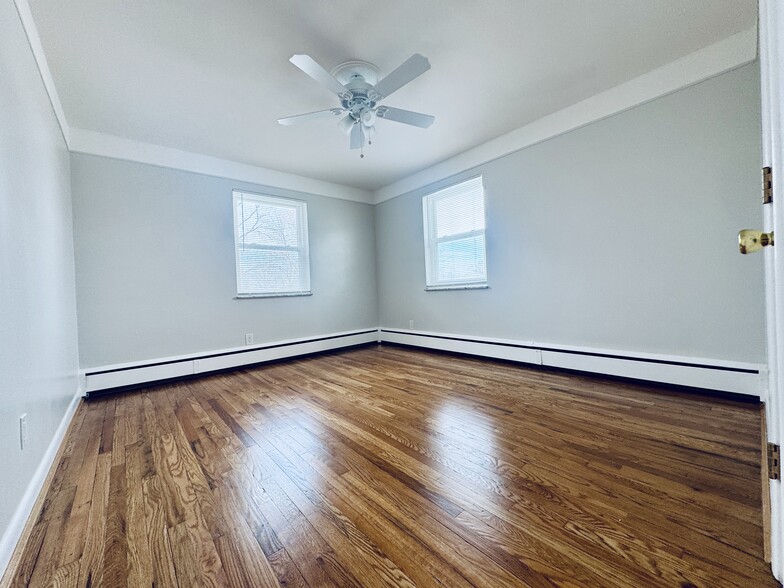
[436,234,486,282]
[236,200,299,247]
[233,191,310,296]
[236,249,303,294]
[423,176,487,288]
[435,191,484,238]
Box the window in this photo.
[233,191,311,297]
[422,176,487,290]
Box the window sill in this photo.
[235,292,313,299]
[425,284,489,292]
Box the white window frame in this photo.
[422,176,488,291]
[233,190,311,298]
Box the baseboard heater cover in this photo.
[83,329,380,394]
[379,328,763,396]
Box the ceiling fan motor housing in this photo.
[340,76,379,122]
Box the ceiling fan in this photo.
[278,53,435,155]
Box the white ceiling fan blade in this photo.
[350,123,363,149]
[338,114,356,134]
[289,54,347,95]
[376,106,434,128]
[373,54,430,98]
[278,108,344,125]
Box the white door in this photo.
[759,0,784,581]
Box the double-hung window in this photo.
[422,176,488,290]
[233,191,311,297]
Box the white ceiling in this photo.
[28,0,756,191]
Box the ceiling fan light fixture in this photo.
[280,53,434,153]
[361,109,376,127]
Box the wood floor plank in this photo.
[125,441,154,588]
[24,486,76,587]
[3,345,779,587]
[49,560,79,588]
[141,475,178,588]
[7,519,46,588]
[76,452,111,588]
[102,464,128,586]
[266,548,311,588]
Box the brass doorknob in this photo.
[739,229,775,254]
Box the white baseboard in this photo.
[0,327,761,582]
[379,328,763,396]
[83,328,380,393]
[0,387,82,581]
[84,326,764,396]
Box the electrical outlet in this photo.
[19,414,28,450]
[245,333,254,345]
[409,320,414,329]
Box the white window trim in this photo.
[232,190,311,298]
[422,176,488,290]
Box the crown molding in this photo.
[68,128,374,204]
[14,0,373,205]
[373,26,758,204]
[16,0,756,207]
[13,0,70,146]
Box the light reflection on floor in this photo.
[429,398,499,500]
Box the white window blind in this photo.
[422,176,487,289]
[233,191,311,297]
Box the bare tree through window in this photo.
[233,192,310,296]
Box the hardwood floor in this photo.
[3,344,778,587]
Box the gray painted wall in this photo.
[71,155,378,368]
[376,64,765,363]
[0,2,79,547]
